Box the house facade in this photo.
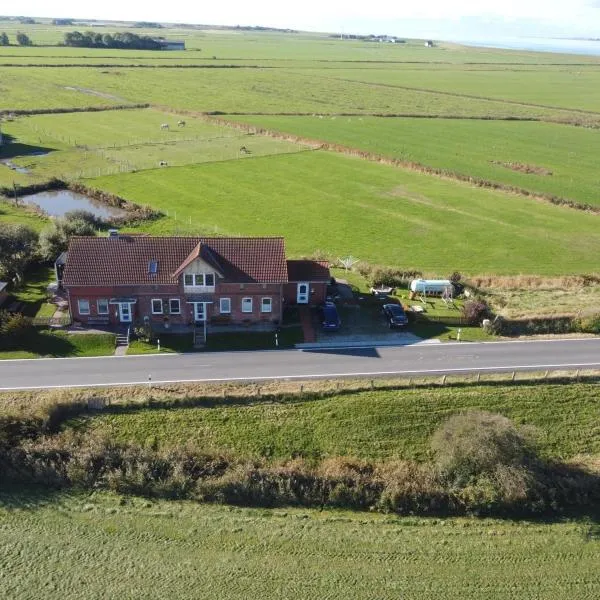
[61,234,330,331]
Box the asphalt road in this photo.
[0,338,599,390]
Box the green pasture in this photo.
[0,198,48,230]
[233,115,600,206]
[0,109,306,182]
[2,66,594,121]
[320,66,600,113]
[2,490,598,600]
[91,151,600,274]
[78,383,600,462]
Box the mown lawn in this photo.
[233,116,600,207]
[78,382,600,462]
[2,489,598,600]
[93,151,600,275]
[0,331,115,359]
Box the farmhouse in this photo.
[157,39,186,51]
[61,233,329,335]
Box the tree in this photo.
[0,224,38,282]
[38,217,96,261]
[16,32,32,46]
[0,32,9,46]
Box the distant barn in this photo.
[157,39,186,51]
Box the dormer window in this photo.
[183,273,216,288]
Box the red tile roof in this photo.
[287,260,330,282]
[63,235,288,286]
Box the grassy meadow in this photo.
[232,115,600,207]
[75,382,600,462]
[0,108,307,184]
[2,489,599,600]
[90,151,600,274]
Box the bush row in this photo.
[1,407,598,519]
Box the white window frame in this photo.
[261,297,272,313]
[78,299,90,315]
[241,297,253,313]
[184,274,194,286]
[97,299,109,315]
[220,298,231,314]
[169,299,181,314]
[151,299,163,315]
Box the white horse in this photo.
[160,123,170,130]
[177,120,186,127]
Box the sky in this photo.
[3,1,600,40]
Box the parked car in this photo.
[382,303,408,328]
[320,301,341,331]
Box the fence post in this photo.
[544,370,549,380]
[575,369,580,382]
[370,379,374,390]
[300,384,304,394]
[476,372,481,383]
[441,375,447,385]
[511,371,516,382]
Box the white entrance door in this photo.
[297,282,309,304]
[194,303,205,322]
[119,303,132,323]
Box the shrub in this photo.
[0,312,33,336]
[461,299,490,324]
[430,411,538,485]
[576,312,600,334]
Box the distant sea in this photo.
[453,37,600,57]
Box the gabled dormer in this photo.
[172,243,223,292]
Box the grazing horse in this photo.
[177,120,186,127]
[159,160,168,167]
[160,123,170,130]
[239,146,251,155]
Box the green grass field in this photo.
[75,383,600,462]
[91,151,600,274]
[232,115,600,207]
[2,489,598,600]
[0,109,306,184]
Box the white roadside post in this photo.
[457,328,462,342]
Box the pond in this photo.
[21,189,127,220]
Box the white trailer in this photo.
[410,279,453,297]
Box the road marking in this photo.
[1,361,599,391]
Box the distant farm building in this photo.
[425,40,434,48]
[158,39,185,51]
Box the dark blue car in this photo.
[320,301,341,331]
[382,303,408,328]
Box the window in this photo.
[261,297,272,313]
[78,299,90,315]
[184,274,194,286]
[220,298,231,314]
[151,299,163,314]
[193,274,203,286]
[205,273,215,287]
[242,297,253,313]
[97,299,109,315]
[148,260,158,275]
[169,299,181,314]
